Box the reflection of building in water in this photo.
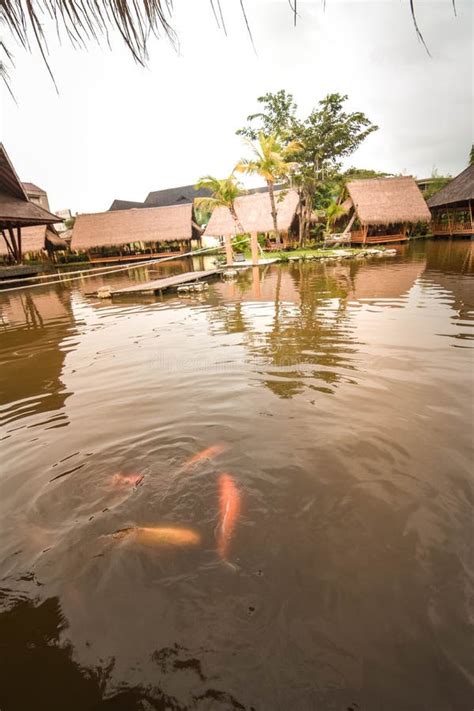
[421,240,474,319]
[343,260,425,301]
[0,288,74,422]
[207,258,430,397]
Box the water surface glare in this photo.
[0,240,473,710]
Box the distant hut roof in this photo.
[145,184,212,208]
[22,182,46,195]
[203,189,300,237]
[0,144,60,227]
[109,199,146,211]
[71,204,193,250]
[427,165,474,208]
[0,225,65,256]
[346,176,431,226]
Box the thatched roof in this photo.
[346,177,431,226]
[0,225,66,256]
[203,189,300,237]
[427,165,474,208]
[0,144,60,227]
[71,204,193,250]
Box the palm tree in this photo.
[195,174,246,234]
[324,200,347,234]
[235,132,300,245]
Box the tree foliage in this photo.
[195,174,245,234]
[237,90,378,243]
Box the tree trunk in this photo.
[267,181,281,246]
[229,205,245,235]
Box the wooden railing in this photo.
[431,222,473,235]
[350,231,407,244]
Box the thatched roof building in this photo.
[0,225,66,259]
[0,144,61,262]
[71,203,195,253]
[346,177,431,226]
[343,177,430,244]
[427,165,474,208]
[426,165,473,237]
[203,189,300,238]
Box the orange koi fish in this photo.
[109,526,201,548]
[217,473,241,563]
[110,473,144,488]
[183,444,228,470]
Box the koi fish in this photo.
[110,473,144,488]
[217,473,241,563]
[108,526,201,548]
[183,444,228,470]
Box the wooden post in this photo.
[1,230,16,261]
[250,232,259,265]
[252,265,261,299]
[224,234,233,266]
[7,226,19,262]
[17,227,22,262]
[362,225,368,244]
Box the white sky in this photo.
[0,0,472,214]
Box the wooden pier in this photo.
[91,269,224,297]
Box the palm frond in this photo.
[1,1,176,70]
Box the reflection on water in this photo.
[0,239,473,710]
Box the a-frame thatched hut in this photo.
[427,165,474,237]
[342,176,431,244]
[71,203,199,264]
[0,144,61,263]
[0,225,67,262]
[203,189,300,264]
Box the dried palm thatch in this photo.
[203,189,299,237]
[71,204,193,250]
[427,165,474,208]
[0,0,456,88]
[346,177,431,226]
[0,225,65,256]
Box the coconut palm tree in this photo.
[324,200,347,234]
[235,132,300,245]
[195,174,246,235]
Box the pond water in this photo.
[0,239,473,711]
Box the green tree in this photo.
[195,174,245,234]
[324,200,347,234]
[237,92,377,245]
[236,90,297,141]
[235,133,301,245]
[422,168,452,200]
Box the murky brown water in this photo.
[0,239,473,711]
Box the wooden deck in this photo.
[94,269,223,297]
[350,231,408,245]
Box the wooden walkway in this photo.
[96,269,223,297]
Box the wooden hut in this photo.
[0,225,67,263]
[71,203,199,263]
[343,176,431,244]
[0,144,61,263]
[203,189,300,263]
[427,165,473,237]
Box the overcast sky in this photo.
[0,0,472,214]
